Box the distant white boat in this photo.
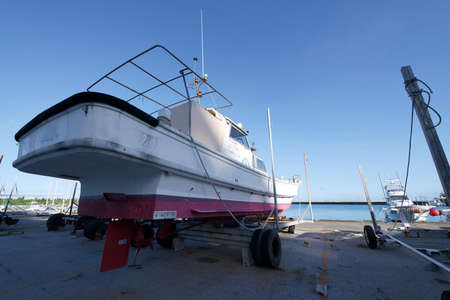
[382,178,432,222]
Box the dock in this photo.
[1,217,448,299]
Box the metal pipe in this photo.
[384,231,449,273]
[130,62,187,99]
[267,108,279,230]
[127,72,190,103]
[68,182,78,217]
[2,183,16,218]
[105,76,169,109]
[180,69,192,137]
[86,44,232,109]
[358,165,381,233]
[303,153,314,221]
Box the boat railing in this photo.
[86,45,232,115]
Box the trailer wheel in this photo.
[363,225,378,249]
[261,229,282,268]
[74,216,95,230]
[288,225,295,234]
[84,219,107,240]
[250,229,265,266]
[4,216,19,226]
[47,213,66,231]
[156,222,177,249]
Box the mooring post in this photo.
[401,66,450,206]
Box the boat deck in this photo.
[0,217,449,299]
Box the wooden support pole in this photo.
[401,66,450,206]
[358,165,382,233]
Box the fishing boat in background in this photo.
[381,178,432,222]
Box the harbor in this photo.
[2,2,450,300]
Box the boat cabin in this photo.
[164,101,267,174]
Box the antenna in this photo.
[200,8,205,79]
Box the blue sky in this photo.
[1,1,449,202]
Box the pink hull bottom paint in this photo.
[79,194,291,220]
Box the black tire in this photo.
[288,225,295,234]
[131,224,154,248]
[47,213,66,231]
[250,229,265,266]
[261,229,282,268]
[84,219,107,240]
[156,222,177,249]
[363,225,378,249]
[74,216,95,230]
[4,216,19,225]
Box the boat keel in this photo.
[100,219,134,272]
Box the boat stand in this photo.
[0,183,19,226]
[45,183,109,239]
[173,217,301,268]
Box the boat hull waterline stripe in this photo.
[79,194,291,219]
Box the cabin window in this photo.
[391,196,408,201]
[256,158,266,172]
[230,126,249,148]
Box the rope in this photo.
[188,135,282,231]
[391,76,442,229]
[404,77,442,129]
[389,101,414,229]
[188,136,254,231]
[401,102,415,224]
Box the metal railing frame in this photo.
[87,45,233,115]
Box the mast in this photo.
[401,66,450,206]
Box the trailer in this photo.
[108,216,305,270]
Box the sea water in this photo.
[282,203,446,222]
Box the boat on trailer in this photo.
[13,45,300,270]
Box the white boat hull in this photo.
[14,93,299,219]
[384,206,430,222]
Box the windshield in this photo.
[256,158,266,172]
[230,126,249,148]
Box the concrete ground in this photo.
[0,217,449,300]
